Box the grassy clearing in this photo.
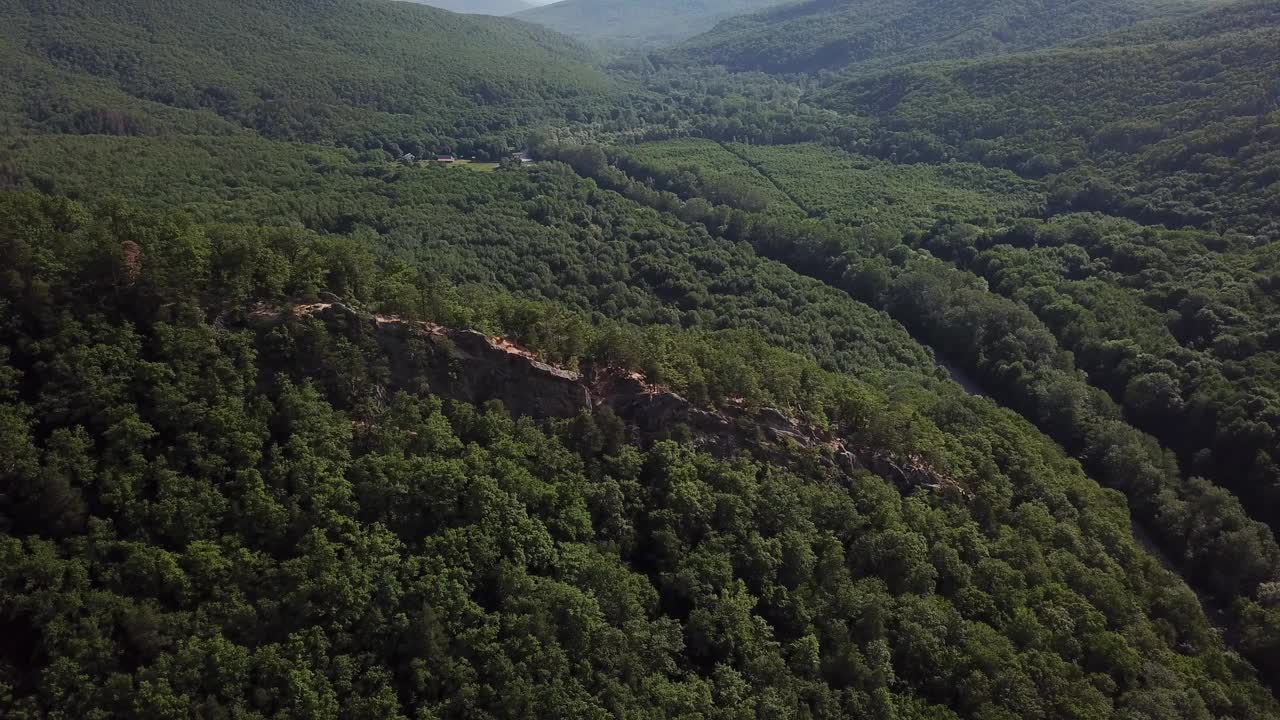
[624,139,803,217]
[730,143,1046,233]
[454,159,500,172]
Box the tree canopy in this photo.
[5,0,1280,714]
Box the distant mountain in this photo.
[399,0,535,15]
[0,0,614,149]
[818,0,1280,231]
[515,0,789,49]
[1072,0,1280,47]
[672,0,1203,74]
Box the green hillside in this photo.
[1073,0,1280,46]
[819,1,1280,234]
[516,0,788,49]
[547,120,1280,691]
[672,0,1202,73]
[0,0,614,153]
[914,211,1280,542]
[6,0,1280,715]
[3,162,1279,719]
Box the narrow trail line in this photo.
[717,140,814,218]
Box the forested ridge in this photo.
[670,0,1201,74]
[548,136,1280,688]
[819,7,1280,234]
[599,134,1280,538]
[918,216,1280,536]
[0,0,617,157]
[5,0,1280,716]
[3,189,1278,718]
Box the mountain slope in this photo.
[1073,0,1280,46]
[399,0,534,15]
[2,187,1278,718]
[6,0,1280,713]
[0,0,613,149]
[515,0,788,48]
[672,0,1203,73]
[818,0,1280,233]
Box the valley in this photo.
[2,0,1279,718]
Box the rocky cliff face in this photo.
[252,299,591,418]
[256,299,962,497]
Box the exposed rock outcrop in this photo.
[255,299,964,498]
[253,299,591,419]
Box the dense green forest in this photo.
[0,0,618,156]
[548,138,1280,686]
[819,4,1280,235]
[917,215,1280,545]
[670,0,1200,74]
[6,0,1280,716]
[601,138,1279,526]
[3,185,1278,719]
[648,2,1280,240]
